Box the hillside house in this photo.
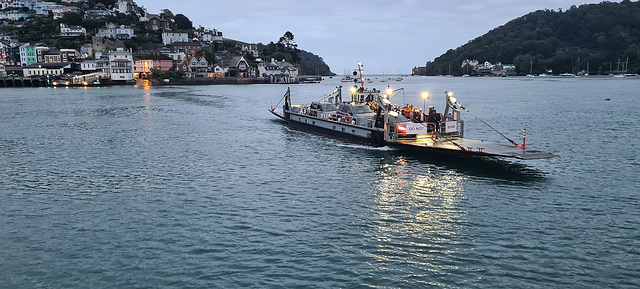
[52,6,81,20]
[143,15,171,31]
[162,32,188,46]
[60,23,87,37]
[115,0,136,14]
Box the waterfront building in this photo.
[160,50,186,69]
[81,60,97,73]
[133,54,172,78]
[108,47,134,82]
[216,56,251,77]
[19,43,47,66]
[22,63,71,77]
[183,55,209,78]
[258,58,298,82]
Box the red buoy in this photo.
[605,98,611,101]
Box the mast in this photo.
[357,61,365,89]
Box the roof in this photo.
[135,54,172,61]
[24,63,71,69]
[229,56,246,68]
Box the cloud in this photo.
[141,0,619,73]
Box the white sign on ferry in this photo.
[405,124,428,135]
[445,122,457,133]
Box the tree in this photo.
[278,31,297,50]
[60,12,83,25]
[159,9,174,21]
[174,14,193,30]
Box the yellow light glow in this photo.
[386,88,393,95]
[422,92,429,99]
[83,82,88,86]
[446,91,453,97]
[350,86,357,94]
[450,97,457,104]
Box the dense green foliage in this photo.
[427,0,640,75]
[257,31,333,75]
[298,51,332,76]
[151,69,185,79]
[173,14,193,30]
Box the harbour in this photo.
[1,76,639,287]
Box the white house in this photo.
[81,60,97,72]
[116,25,135,39]
[23,63,71,77]
[162,51,186,69]
[60,23,87,37]
[108,47,134,82]
[162,32,189,46]
[115,0,136,14]
[195,26,223,43]
[258,58,299,82]
[96,22,117,38]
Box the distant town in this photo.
[0,0,310,87]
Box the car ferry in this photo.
[269,63,556,160]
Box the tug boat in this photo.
[269,63,556,160]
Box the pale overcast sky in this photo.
[140,0,617,74]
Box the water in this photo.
[1,77,638,288]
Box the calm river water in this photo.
[1,76,639,288]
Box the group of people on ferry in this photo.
[364,101,443,131]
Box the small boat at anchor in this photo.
[269,62,556,160]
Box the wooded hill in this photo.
[425,0,640,75]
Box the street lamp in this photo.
[422,92,430,111]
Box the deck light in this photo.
[386,87,393,96]
[422,92,429,111]
[350,86,357,94]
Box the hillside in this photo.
[423,0,640,75]
[0,1,333,76]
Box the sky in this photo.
[140,0,618,74]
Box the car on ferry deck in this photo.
[336,103,376,127]
[309,101,338,120]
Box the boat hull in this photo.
[271,110,385,147]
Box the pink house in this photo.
[133,54,173,78]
